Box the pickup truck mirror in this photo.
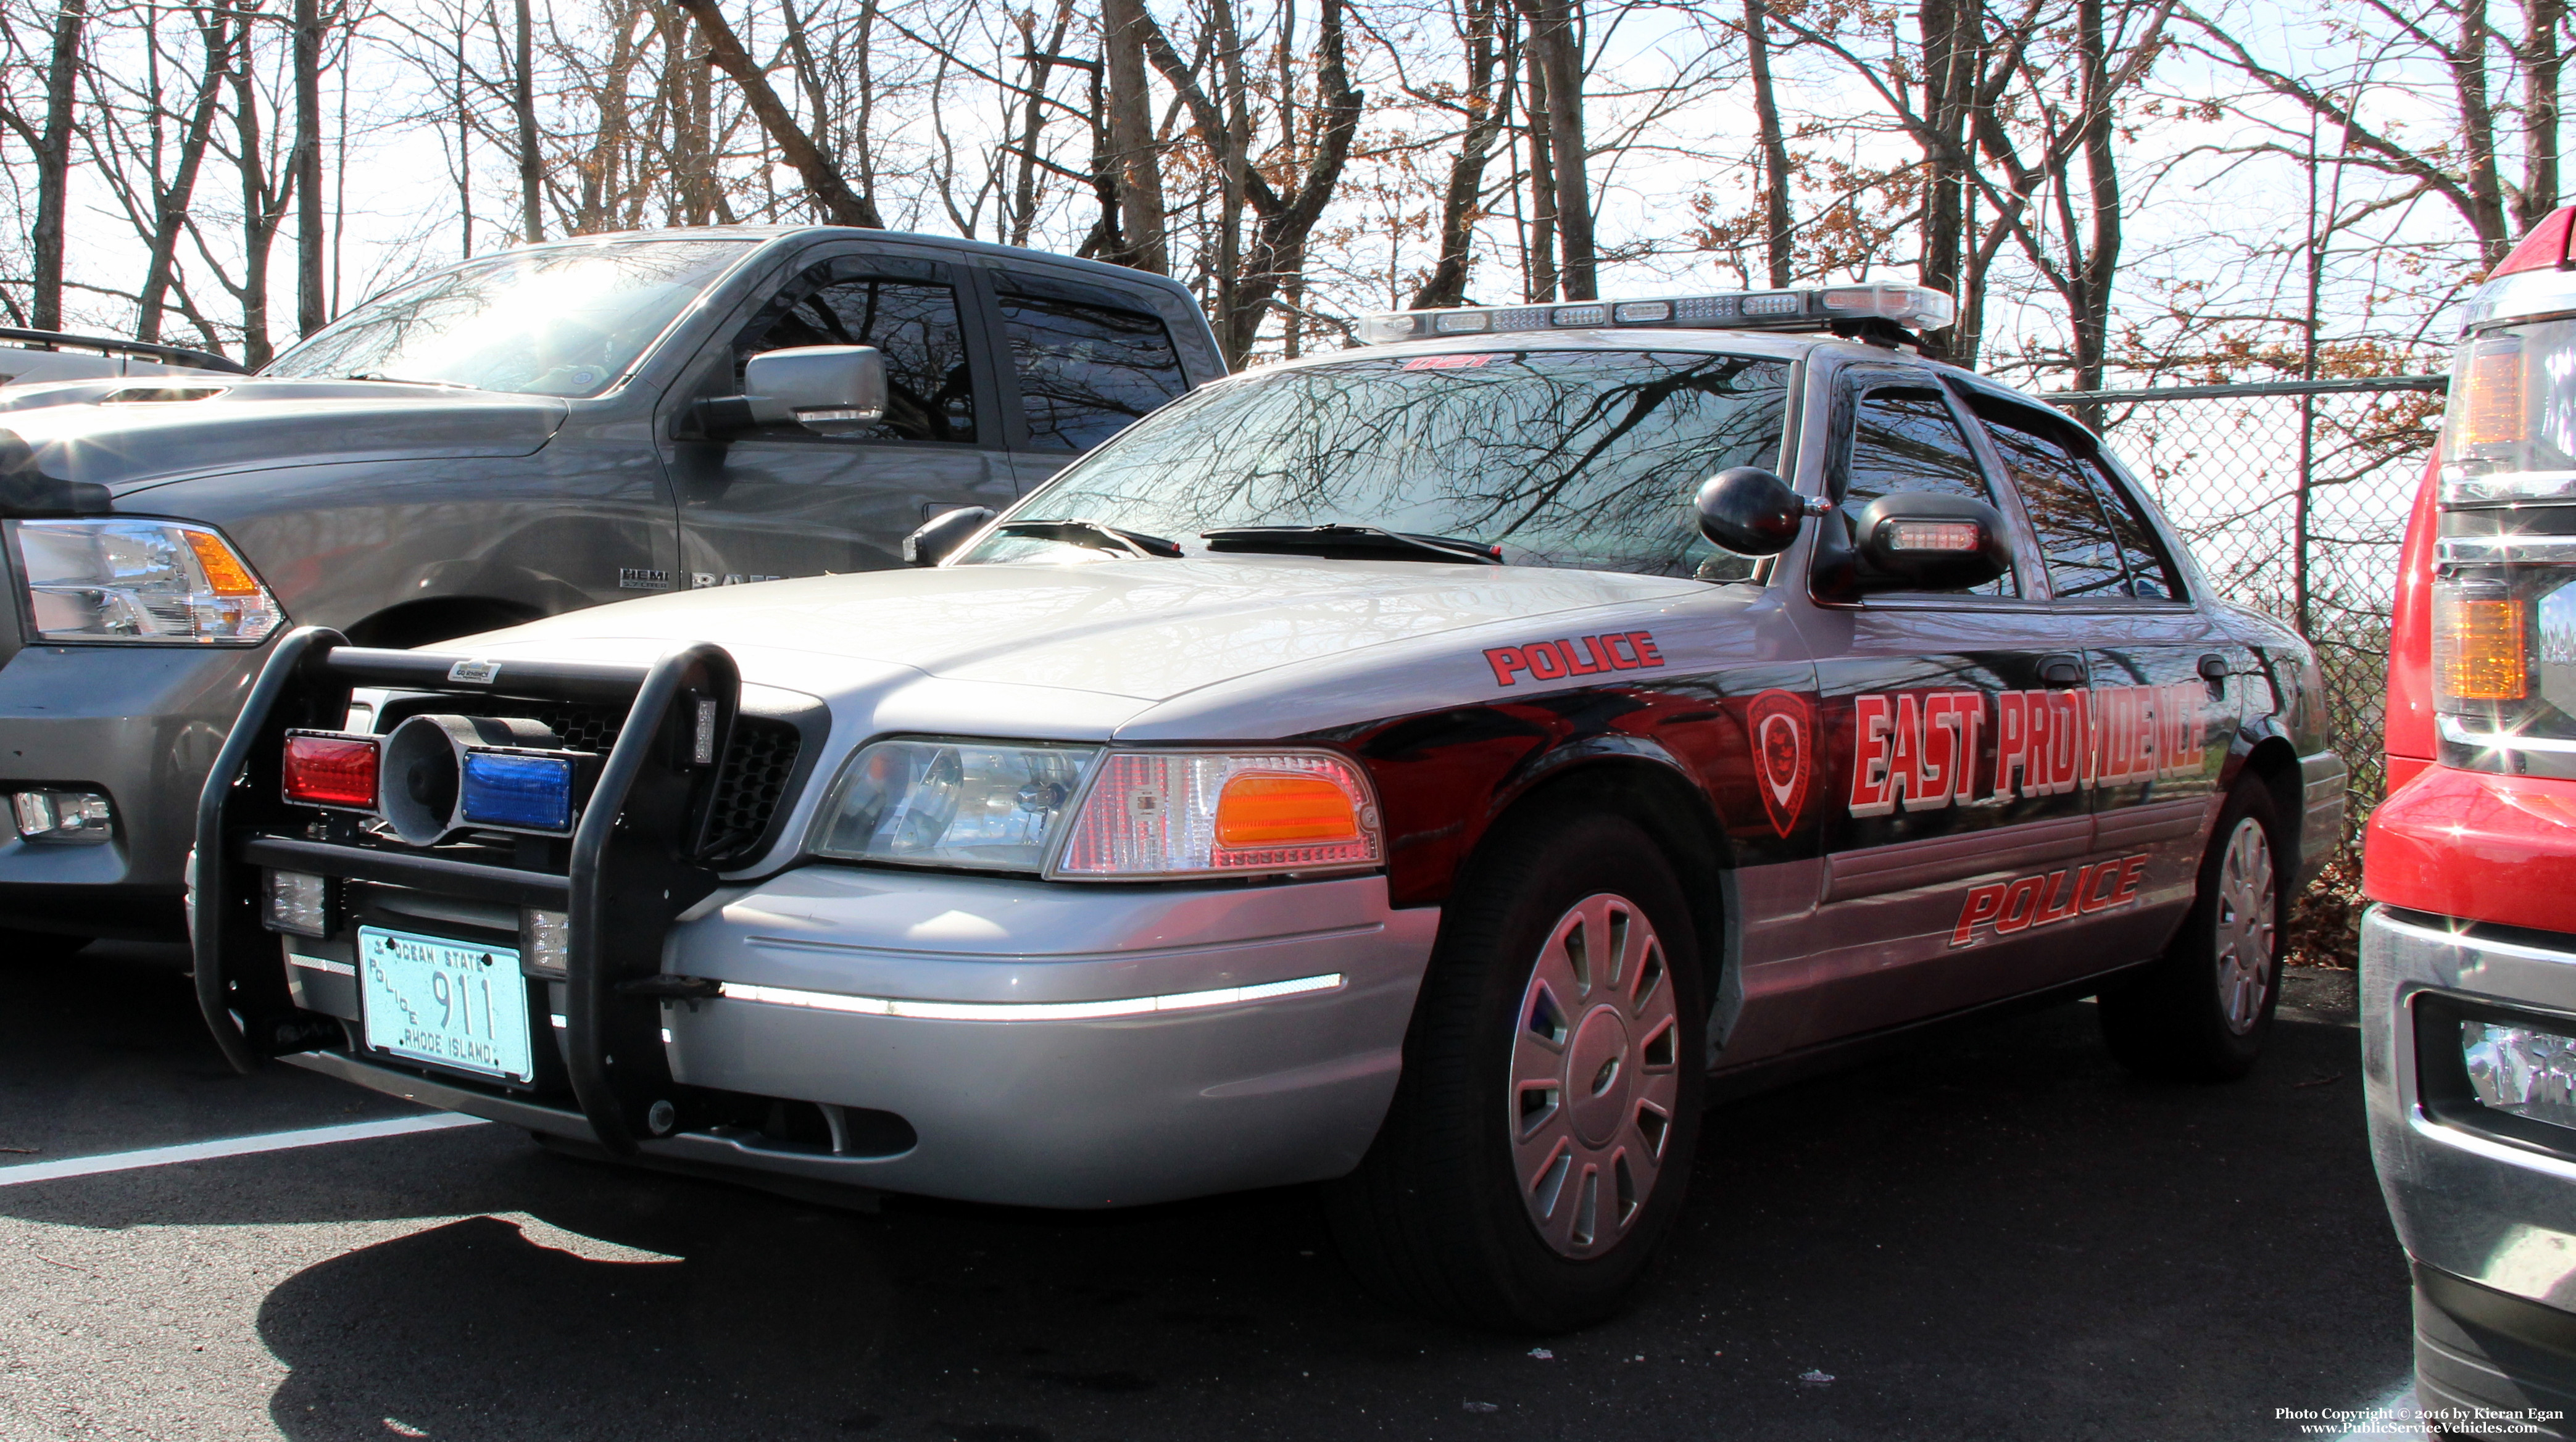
[904,506,997,566]
[1694,466,1816,556]
[1848,491,2013,591]
[693,345,889,438]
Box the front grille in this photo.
[526,703,628,753]
[702,716,801,860]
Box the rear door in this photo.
[1955,384,2240,966]
[659,248,1018,587]
[990,270,1198,494]
[1793,366,2100,1044]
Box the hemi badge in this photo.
[446,658,501,684]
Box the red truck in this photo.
[2367,206,2576,1439]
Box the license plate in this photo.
[357,925,535,1082]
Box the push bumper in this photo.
[0,640,267,939]
[306,866,1439,1209]
[2364,905,2576,1436]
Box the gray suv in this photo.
[0,227,1223,951]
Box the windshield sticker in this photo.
[1849,683,2204,816]
[1951,853,2150,947]
[1484,631,1664,686]
[1746,689,1813,837]
[1402,353,1498,370]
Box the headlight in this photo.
[810,738,1102,871]
[1051,748,1380,879]
[12,518,283,644]
[807,739,1384,879]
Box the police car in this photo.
[193,280,2346,1330]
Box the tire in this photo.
[1,927,89,964]
[2098,776,2287,1082]
[1323,805,1707,1332]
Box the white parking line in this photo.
[0,1113,489,1187]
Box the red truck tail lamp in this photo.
[281,732,380,810]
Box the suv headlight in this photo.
[807,739,1383,879]
[12,518,284,644]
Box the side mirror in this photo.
[693,346,888,437]
[903,505,996,567]
[1694,466,1818,556]
[1849,491,2013,590]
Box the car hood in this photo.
[459,556,1715,725]
[0,376,566,495]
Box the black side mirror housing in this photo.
[1848,491,2013,591]
[903,506,997,566]
[1694,466,1813,555]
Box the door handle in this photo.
[2198,652,2229,696]
[2038,654,2087,688]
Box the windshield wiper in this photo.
[1200,524,1502,565]
[341,371,474,389]
[995,518,1184,558]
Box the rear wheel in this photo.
[2099,776,2286,1082]
[1324,806,1706,1332]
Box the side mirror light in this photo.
[903,506,997,567]
[692,345,889,437]
[1695,466,1821,556]
[1850,492,2013,590]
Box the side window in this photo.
[1001,294,1189,451]
[1977,409,2128,602]
[734,270,976,444]
[2088,464,2188,600]
[1840,384,2013,595]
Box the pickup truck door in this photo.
[1951,384,2242,977]
[659,249,1018,587]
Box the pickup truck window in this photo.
[1002,296,1189,451]
[264,237,754,397]
[735,275,978,444]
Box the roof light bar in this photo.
[1353,280,1956,346]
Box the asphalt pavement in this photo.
[0,942,2409,1441]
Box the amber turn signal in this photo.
[2461,334,2527,451]
[2434,589,2530,701]
[1215,773,1361,847]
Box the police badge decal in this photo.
[1745,689,1813,838]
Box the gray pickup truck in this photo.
[0,227,1223,951]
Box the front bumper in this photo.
[302,867,1439,1209]
[2365,905,2576,1432]
[0,641,267,938]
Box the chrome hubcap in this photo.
[2214,817,2279,1035]
[1510,893,1681,1259]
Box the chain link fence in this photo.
[2046,376,2447,965]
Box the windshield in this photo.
[962,348,1792,578]
[262,238,756,397]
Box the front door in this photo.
[1954,383,2241,977]
[662,251,1018,586]
[1793,368,2102,1045]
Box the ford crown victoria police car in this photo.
[193,280,2345,1330]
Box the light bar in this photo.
[713,972,1346,1022]
[1354,280,1956,346]
[281,731,380,809]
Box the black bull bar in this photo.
[192,624,744,1155]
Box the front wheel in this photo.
[2098,776,2287,1082]
[1323,806,1706,1332]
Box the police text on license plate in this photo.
[357,926,535,1082]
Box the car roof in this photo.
[1244,326,1938,376]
